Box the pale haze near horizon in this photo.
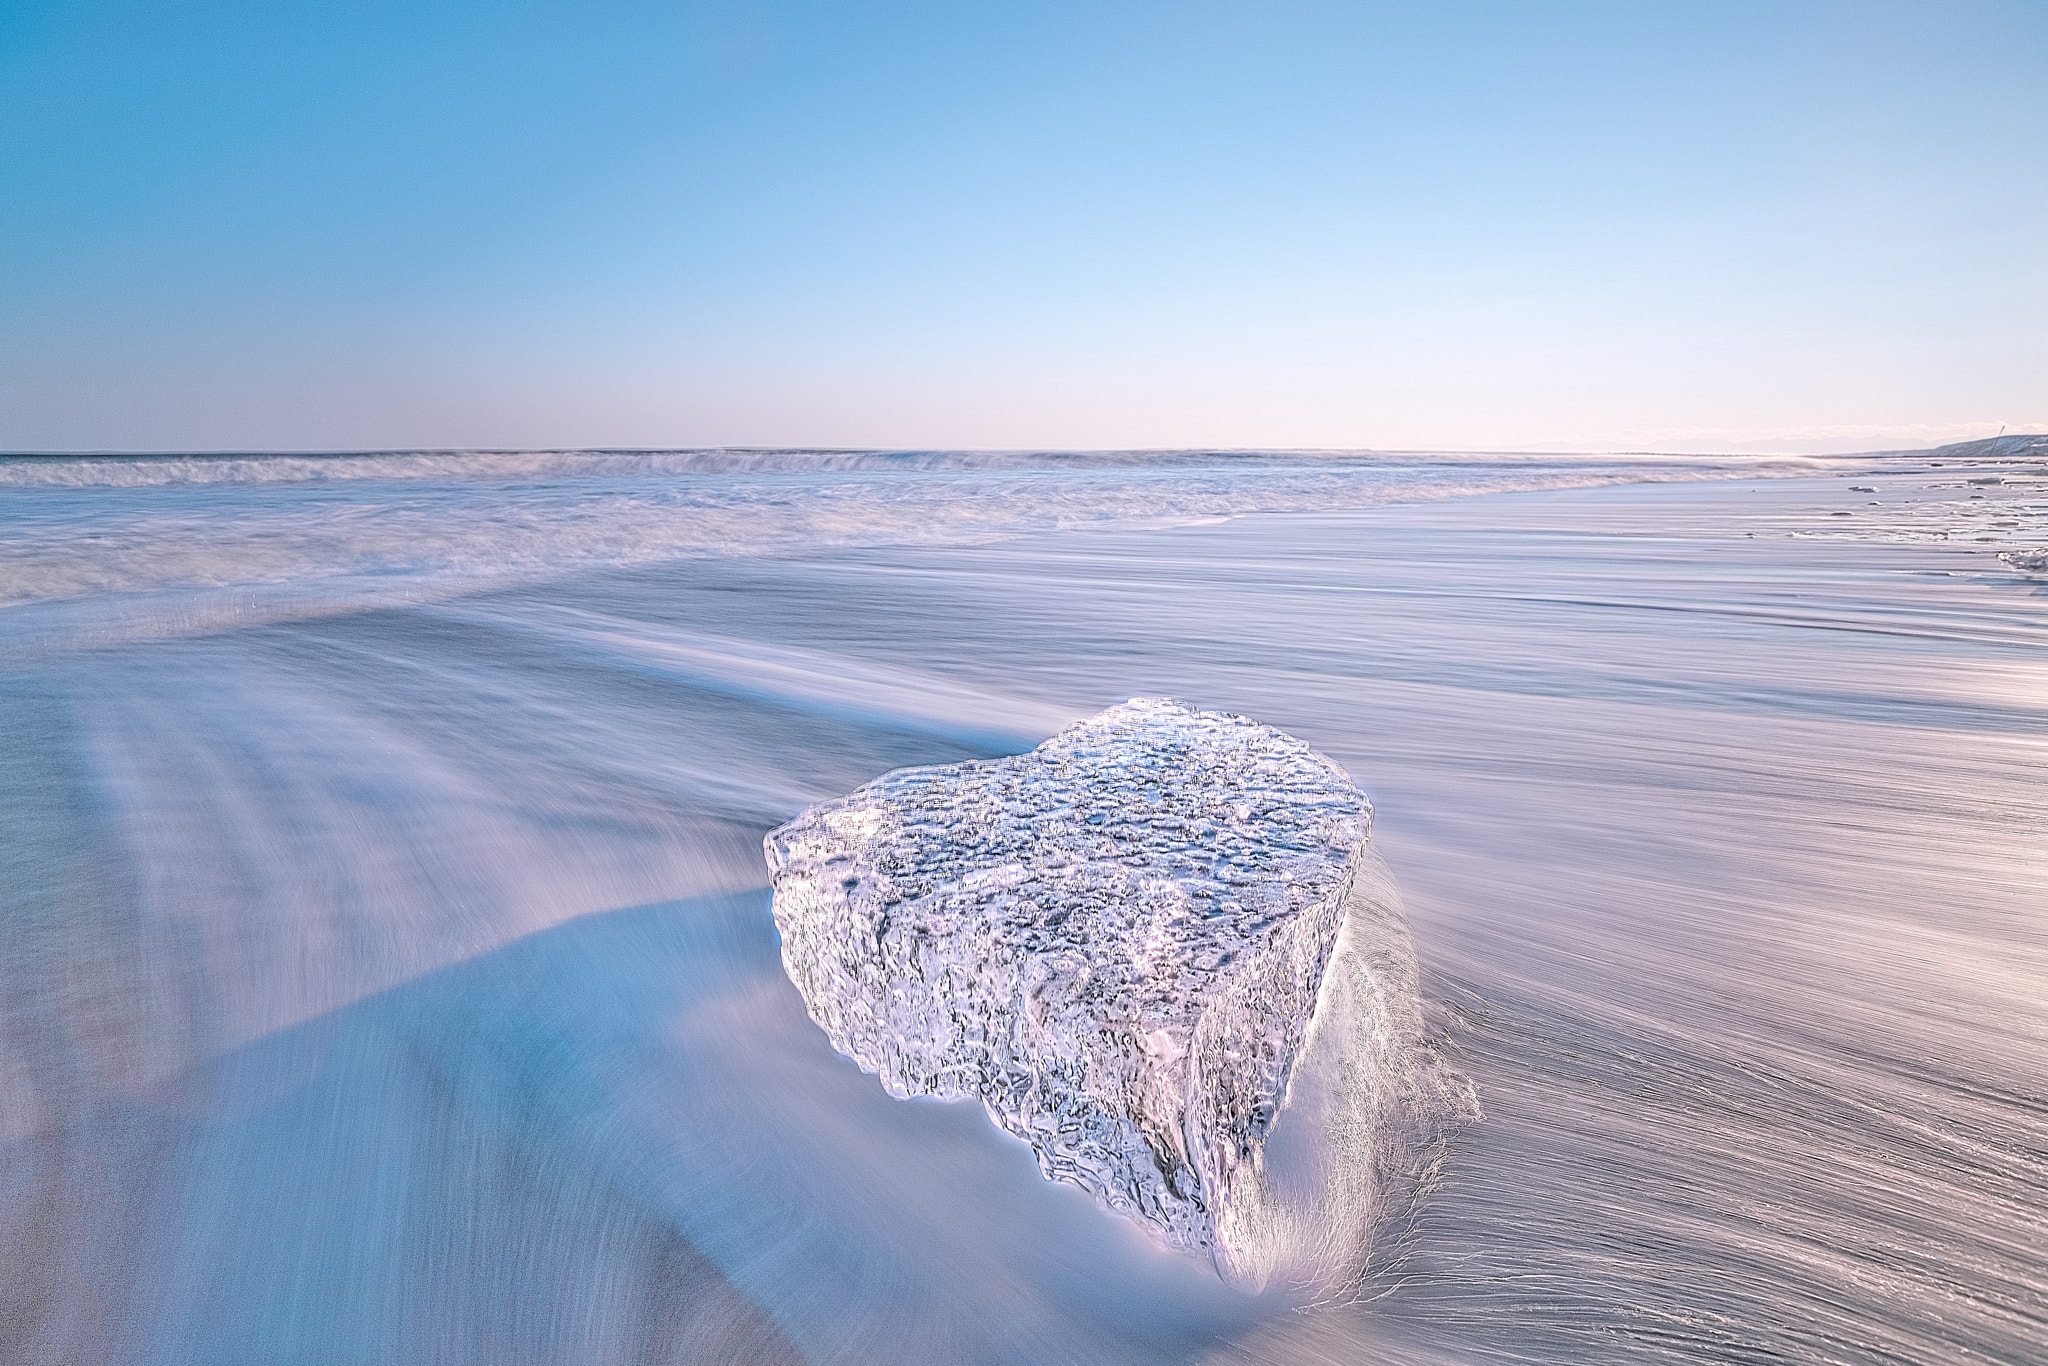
[2,0,2042,455]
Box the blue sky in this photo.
[3,0,2042,452]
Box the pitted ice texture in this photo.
[764,697,1371,1262]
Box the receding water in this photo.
[3,448,2043,1364]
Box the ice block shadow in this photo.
[102,892,1264,1364]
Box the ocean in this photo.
[3,443,2042,1364]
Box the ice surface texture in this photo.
[766,697,1456,1285]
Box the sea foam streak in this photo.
[2,443,2043,1364]
[0,447,1838,621]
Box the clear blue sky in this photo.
[3,0,2042,452]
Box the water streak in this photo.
[2,447,2043,1363]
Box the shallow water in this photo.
[3,449,2043,1363]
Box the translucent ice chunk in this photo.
[766,698,1467,1285]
